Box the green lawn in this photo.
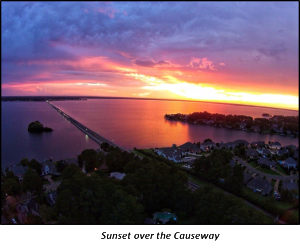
[187,174,213,188]
[131,150,149,159]
[248,161,258,168]
[255,167,281,175]
[141,149,157,156]
[271,179,276,187]
[276,164,288,175]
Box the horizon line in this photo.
[1,95,299,113]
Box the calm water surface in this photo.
[54,99,299,149]
[1,99,298,168]
[1,101,99,168]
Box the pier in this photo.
[47,101,129,152]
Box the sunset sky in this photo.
[1,2,299,110]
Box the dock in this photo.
[47,101,129,152]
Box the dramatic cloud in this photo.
[1,2,298,109]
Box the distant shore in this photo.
[1,96,298,112]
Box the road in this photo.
[47,101,128,152]
[188,181,286,224]
[233,156,299,180]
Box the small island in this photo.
[28,121,53,132]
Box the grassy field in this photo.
[271,179,276,187]
[276,164,288,175]
[131,150,150,159]
[256,167,281,175]
[187,174,213,188]
[248,161,258,168]
[247,160,280,175]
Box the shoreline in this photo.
[2,96,299,112]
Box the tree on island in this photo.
[28,120,53,132]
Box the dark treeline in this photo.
[1,96,86,101]
[50,147,275,224]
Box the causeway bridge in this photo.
[47,101,129,152]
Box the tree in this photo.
[20,158,29,167]
[77,154,84,168]
[4,178,22,196]
[22,168,43,195]
[100,142,110,152]
[204,138,212,143]
[227,165,244,195]
[56,160,68,172]
[25,214,44,224]
[29,159,43,176]
[39,204,57,222]
[1,183,6,209]
[97,151,105,167]
[4,170,19,182]
[81,149,98,172]
[62,164,81,180]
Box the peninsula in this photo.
[165,111,299,138]
[28,121,53,132]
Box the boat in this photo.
[262,113,272,117]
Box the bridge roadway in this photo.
[47,101,129,152]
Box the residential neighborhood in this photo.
[1,138,299,225]
[165,112,299,138]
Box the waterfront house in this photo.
[270,142,281,150]
[239,121,247,129]
[205,120,215,125]
[282,157,297,169]
[246,148,259,159]
[247,176,273,195]
[277,148,288,157]
[263,149,271,157]
[200,141,216,151]
[251,141,265,148]
[16,199,40,224]
[250,126,260,132]
[41,159,59,176]
[233,139,250,148]
[65,158,79,167]
[178,142,201,154]
[6,164,28,181]
[222,142,236,150]
[256,147,264,154]
[286,130,292,135]
[160,147,183,163]
[110,172,126,180]
[271,125,281,133]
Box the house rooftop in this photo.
[110,172,126,180]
